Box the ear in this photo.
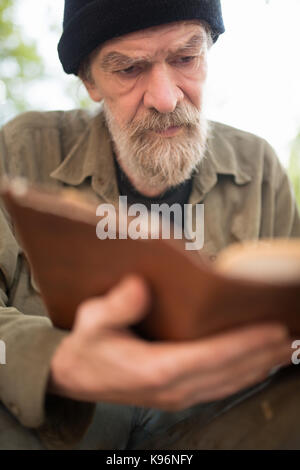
[82,79,103,103]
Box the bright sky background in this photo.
[10,0,300,167]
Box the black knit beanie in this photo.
[58,0,225,76]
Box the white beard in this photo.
[103,101,209,190]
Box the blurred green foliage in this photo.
[0,0,43,120]
[0,0,92,122]
[288,134,300,209]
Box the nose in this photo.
[143,64,184,113]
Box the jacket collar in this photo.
[50,107,252,205]
[50,107,120,204]
[189,122,253,204]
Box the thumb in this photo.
[74,275,151,333]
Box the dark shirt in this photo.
[114,156,193,228]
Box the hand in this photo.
[49,275,292,411]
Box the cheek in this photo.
[105,94,141,127]
[181,74,206,109]
[101,77,143,125]
[176,61,208,109]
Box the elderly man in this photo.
[0,0,299,450]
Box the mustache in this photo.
[125,103,201,137]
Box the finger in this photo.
[195,340,291,397]
[146,322,290,380]
[187,356,288,405]
[151,341,292,410]
[75,275,151,332]
[211,340,292,390]
[191,323,290,370]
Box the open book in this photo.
[1,178,300,341]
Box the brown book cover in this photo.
[1,178,300,341]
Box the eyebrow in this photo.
[100,34,206,72]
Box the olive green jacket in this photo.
[0,106,299,448]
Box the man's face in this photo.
[84,21,210,190]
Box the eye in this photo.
[117,65,141,77]
[173,56,198,66]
